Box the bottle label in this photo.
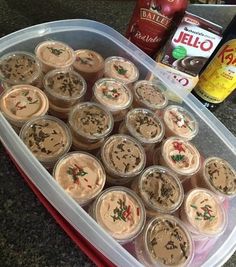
[126,0,187,55]
[195,39,236,103]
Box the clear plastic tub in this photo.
[0,19,236,267]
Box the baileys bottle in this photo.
[126,0,188,56]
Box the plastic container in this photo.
[132,80,168,114]
[124,108,165,145]
[73,49,104,84]
[35,40,76,73]
[104,56,139,85]
[90,186,146,244]
[68,101,113,144]
[135,215,194,267]
[101,134,146,185]
[190,157,236,201]
[0,20,236,267]
[163,105,199,140]
[92,78,133,121]
[53,151,106,206]
[0,84,49,128]
[19,115,72,169]
[154,136,201,182]
[131,165,184,217]
[179,188,227,240]
[43,68,87,108]
[0,51,42,86]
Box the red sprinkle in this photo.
[173,141,185,153]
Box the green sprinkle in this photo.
[190,204,197,209]
[171,154,185,162]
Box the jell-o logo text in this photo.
[173,31,214,52]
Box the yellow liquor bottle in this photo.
[193,16,236,111]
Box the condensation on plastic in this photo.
[0,19,236,267]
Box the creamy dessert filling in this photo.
[35,41,75,69]
[162,137,200,176]
[126,108,164,144]
[74,49,104,73]
[20,116,71,162]
[146,216,192,266]
[204,157,236,196]
[101,135,145,177]
[163,105,198,139]
[44,69,86,99]
[54,152,105,205]
[69,102,113,140]
[94,188,145,241]
[0,85,48,124]
[104,56,139,84]
[184,189,226,236]
[93,78,132,111]
[134,80,167,110]
[0,52,41,85]
[139,166,183,213]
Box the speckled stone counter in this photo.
[0,1,235,266]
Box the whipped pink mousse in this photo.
[93,78,133,121]
[125,108,165,145]
[134,166,184,215]
[101,134,146,180]
[163,105,198,140]
[91,186,145,243]
[53,152,106,206]
[159,137,201,181]
[104,56,139,84]
[20,115,71,168]
[35,40,75,72]
[73,49,104,82]
[135,215,193,267]
[0,84,49,127]
[133,80,168,111]
[0,51,42,86]
[180,188,227,238]
[43,68,87,108]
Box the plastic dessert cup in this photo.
[0,51,42,86]
[135,215,194,267]
[35,40,76,73]
[93,78,133,122]
[133,80,168,114]
[153,136,201,182]
[0,84,49,128]
[43,68,87,108]
[71,130,105,152]
[132,166,184,217]
[125,108,165,146]
[73,49,104,84]
[90,186,146,244]
[53,151,106,206]
[48,102,71,120]
[191,157,236,201]
[179,188,227,240]
[104,56,139,85]
[163,105,199,140]
[19,115,72,169]
[68,101,113,144]
[101,134,146,185]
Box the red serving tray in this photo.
[6,149,116,267]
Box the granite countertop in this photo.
[0,1,236,266]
